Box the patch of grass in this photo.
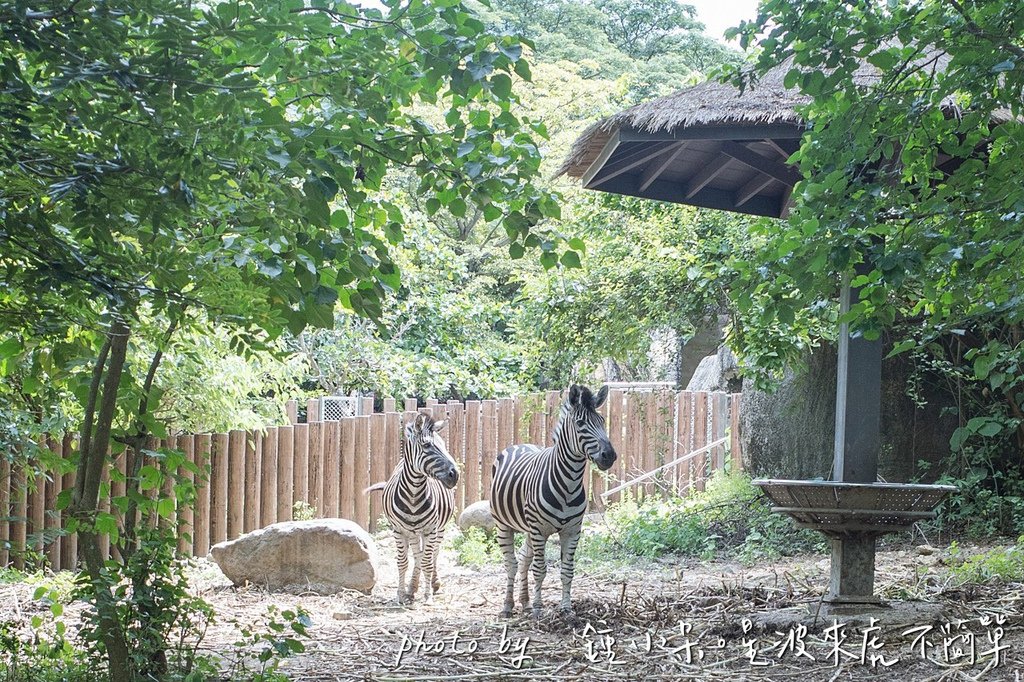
[588,471,827,564]
[447,527,503,568]
[947,537,1024,585]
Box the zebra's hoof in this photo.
[500,606,514,618]
[431,581,441,594]
[531,607,544,620]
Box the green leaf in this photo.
[560,250,582,268]
[509,242,525,259]
[491,73,513,100]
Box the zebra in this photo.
[490,384,617,618]
[366,412,458,605]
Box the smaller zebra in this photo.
[490,384,617,618]
[366,412,458,605]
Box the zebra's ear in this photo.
[593,385,609,408]
[567,384,582,406]
[432,419,447,432]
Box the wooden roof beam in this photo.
[586,141,680,189]
[638,142,687,192]
[735,173,776,207]
[579,130,621,188]
[619,123,807,143]
[720,141,801,186]
[683,150,731,199]
[764,138,793,161]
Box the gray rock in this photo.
[685,345,739,392]
[458,500,495,533]
[210,519,378,594]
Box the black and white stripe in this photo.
[489,384,617,617]
[368,412,458,605]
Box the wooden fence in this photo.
[0,390,740,570]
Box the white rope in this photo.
[600,436,730,501]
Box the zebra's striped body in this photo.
[369,413,458,605]
[490,384,617,617]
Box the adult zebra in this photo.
[490,384,617,617]
[366,412,458,605]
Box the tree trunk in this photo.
[68,320,134,682]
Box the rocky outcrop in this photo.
[210,519,378,594]
[457,500,495,533]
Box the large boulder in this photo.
[686,345,740,393]
[210,519,378,594]
[458,500,495,533]
[740,343,958,481]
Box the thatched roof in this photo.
[556,51,1010,218]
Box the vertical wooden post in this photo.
[177,435,195,555]
[328,420,345,518]
[210,433,229,545]
[404,398,418,412]
[285,400,299,425]
[360,396,375,416]
[28,458,46,555]
[243,431,261,533]
[98,463,110,560]
[385,411,402,478]
[528,393,545,447]
[675,392,692,495]
[158,438,176,532]
[710,392,727,475]
[44,439,62,569]
[480,400,497,500]
[227,430,245,540]
[276,425,294,522]
[308,421,325,517]
[61,435,77,569]
[368,414,387,530]
[293,423,309,508]
[352,416,370,529]
[444,400,465,511]
[607,389,625,504]
[730,393,743,471]
[259,428,278,528]
[425,398,438,409]
[497,397,515,453]
[622,393,639,499]
[383,398,397,413]
[693,392,709,492]
[0,457,10,567]
[193,434,212,557]
[337,417,354,518]
[545,390,561,446]
[463,402,481,506]
[10,464,26,570]
[307,398,321,423]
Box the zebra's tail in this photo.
[364,482,387,494]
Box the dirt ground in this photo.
[3,530,1023,681]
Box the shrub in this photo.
[448,527,505,568]
[947,537,1024,585]
[593,471,827,563]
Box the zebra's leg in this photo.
[557,522,583,613]
[496,526,517,618]
[409,533,426,603]
[528,531,548,618]
[516,540,532,611]
[394,529,411,604]
[428,528,443,594]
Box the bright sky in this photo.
[688,0,762,44]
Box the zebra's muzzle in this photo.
[593,445,617,471]
[439,467,459,489]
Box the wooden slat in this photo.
[580,128,621,187]
[638,142,687,191]
[360,396,375,415]
[528,393,545,447]
[326,420,343,518]
[720,140,800,186]
[463,401,481,506]
[210,433,229,545]
[243,431,261,532]
[641,392,657,498]
[337,419,354,520]
[711,392,728,474]
[306,422,323,518]
[730,393,743,471]
[684,149,730,198]
[177,435,195,554]
[293,423,309,509]
[383,398,397,413]
[497,397,515,453]
[446,401,466,511]
[369,414,388,530]
[545,391,561,445]
[656,391,675,497]
[285,400,298,425]
[735,173,776,207]
[307,398,320,423]
[10,464,26,569]
[159,438,176,532]
[60,435,77,569]
[587,141,679,189]
[607,389,625,504]
[276,425,294,523]
[404,398,418,412]
[193,434,212,557]
[480,400,497,501]
[259,428,278,528]
[385,411,402,478]
[28,454,45,555]
[618,124,807,144]
[227,430,245,539]
[693,393,709,492]
[353,416,370,529]
[676,392,693,495]
[44,438,61,569]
